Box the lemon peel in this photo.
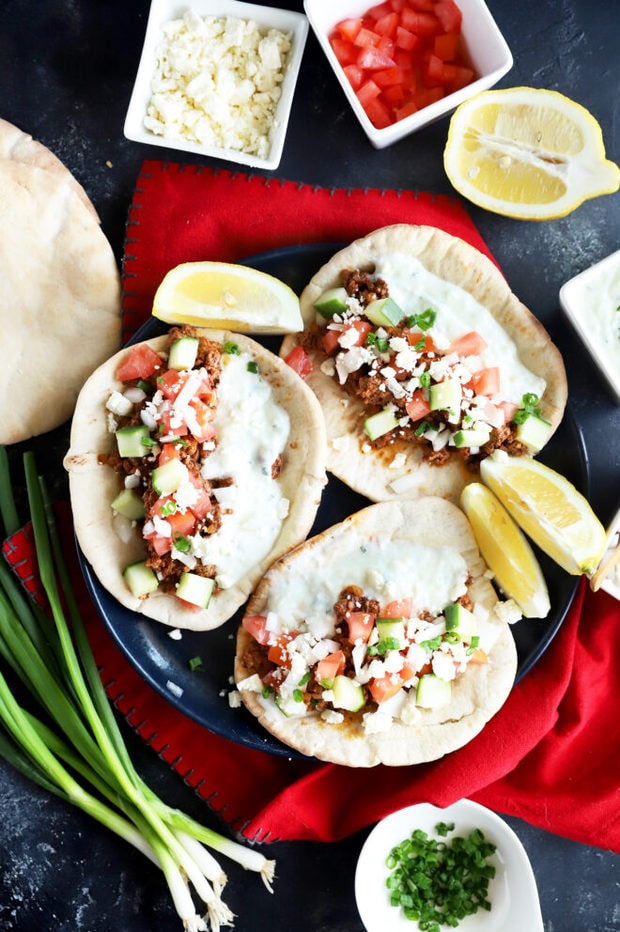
[461,481,550,619]
[443,87,620,220]
[152,261,304,334]
[479,452,607,576]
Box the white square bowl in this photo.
[124,0,309,171]
[559,249,620,404]
[303,0,513,149]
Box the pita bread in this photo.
[64,329,328,631]
[281,224,567,504]
[234,497,518,767]
[0,122,121,445]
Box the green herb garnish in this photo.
[223,341,241,355]
[188,656,204,672]
[407,307,437,331]
[247,360,259,374]
[513,393,550,426]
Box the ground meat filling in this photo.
[305,268,530,465]
[103,325,230,593]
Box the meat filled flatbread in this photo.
[64,326,327,631]
[281,224,567,503]
[234,497,519,767]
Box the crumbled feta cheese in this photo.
[237,673,264,692]
[144,11,292,158]
[106,390,134,417]
[320,709,344,724]
[228,690,242,708]
[168,628,183,640]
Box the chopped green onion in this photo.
[385,821,496,928]
[407,307,436,330]
[366,636,401,656]
[513,392,550,426]
[223,341,240,355]
[173,534,191,553]
[419,371,431,388]
[188,656,205,673]
[421,636,442,652]
[160,500,177,516]
[415,420,432,437]
[247,360,259,374]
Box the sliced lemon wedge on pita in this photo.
[444,87,620,220]
[461,482,550,619]
[480,452,607,576]
[152,261,303,334]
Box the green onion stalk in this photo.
[0,447,275,931]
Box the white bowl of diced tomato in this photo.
[304,0,513,148]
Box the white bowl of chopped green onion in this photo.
[355,799,543,931]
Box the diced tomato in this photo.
[159,401,188,439]
[395,25,420,52]
[373,65,406,87]
[357,46,396,70]
[188,398,217,442]
[284,345,312,379]
[365,95,392,128]
[321,320,372,355]
[395,100,419,121]
[158,442,182,465]
[157,367,214,402]
[151,495,176,518]
[356,26,382,47]
[343,64,365,90]
[116,344,162,382]
[186,474,212,521]
[468,647,489,664]
[158,369,182,398]
[422,52,447,86]
[334,17,363,42]
[366,2,393,19]
[381,598,414,618]
[315,650,346,686]
[468,366,500,397]
[400,8,442,37]
[374,11,399,36]
[369,663,415,704]
[444,64,475,92]
[435,0,462,33]
[242,614,271,646]
[408,0,436,10]
[357,78,382,108]
[346,612,376,644]
[446,330,488,357]
[405,388,431,421]
[406,330,438,353]
[167,509,196,539]
[330,37,358,66]
[382,83,406,107]
[145,532,171,556]
[268,634,294,667]
[262,667,286,689]
[434,31,459,61]
[499,400,520,424]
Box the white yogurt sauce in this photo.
[374,254,547,403]
[192,352,290,587]
[265,538,469,627]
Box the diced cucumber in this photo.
[176,572,214,608]
[115,424,151,458]
[313,286,349,319]
[429,379,462,412]
[452,426,491,449]
[331,675,365,712]
[168,336,199,371]
[364,407,399,441]
[123,561,158,598]
[416,674,452,709]
[376,618,406,647]
[515,415,551,452]
[444,602,477,639]
[111,488,145,521]
[364,296,404,328]
[151,458,188,495]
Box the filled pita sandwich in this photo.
[64,325,327,631]
[0,119,121,445]
[234,497,519,767]
[281,224,567,504]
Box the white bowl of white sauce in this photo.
[560,249,620,404]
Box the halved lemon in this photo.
[152,261,304,334]
[461,482,550,618]
[480,452,607,575]
[444,87,620,220]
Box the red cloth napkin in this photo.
[7,161,618,852]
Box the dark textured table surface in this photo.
[0,1,619,930]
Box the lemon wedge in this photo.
[461,482,550,618]
[152,261,304,334]
[443,87,620,220]
[480,452,607,575]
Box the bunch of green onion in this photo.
[0,447,275,931]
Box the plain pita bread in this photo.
[0,122,121,444]
[64,330,328,631]
[234,498,518,767]
[281,224,567,504]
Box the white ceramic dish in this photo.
[355,800,543,932]
[559,249,620,404]
[123,0,308,171]
[303,0,513,149]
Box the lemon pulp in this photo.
[444,87,620,220]
[152,261,304,334]
[461,482,550,618]
[480,453,607,575]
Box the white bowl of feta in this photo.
[559,249,620,404]
[124,0,309,171]
[303,0,513,149]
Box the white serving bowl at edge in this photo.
[304,0,513,148]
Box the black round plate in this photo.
[78,244,586,757]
